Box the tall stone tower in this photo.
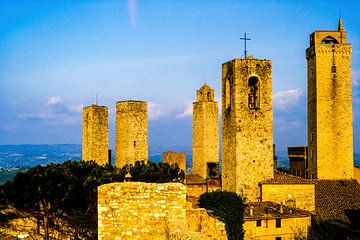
[306,18,354,179]
[222,56,274,202]
[192,84,219,178]
[116,100,148,168]
[82,104,109,165]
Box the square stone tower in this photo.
[115,100,148,168]
[82,104,109,165]
[306,18,354,179]
[222,56,274,202]
[192,84,219,179]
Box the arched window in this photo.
[225,78,231,109]
[207,92,211,101]
[248,76,260,110]
[321,36,339,44]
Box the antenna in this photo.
[96,93,98,105]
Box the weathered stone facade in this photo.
[82,104,109,165]
[163,151,186,172]
[307,18,354,179]
[261,184,315,212]
[222,56,274,202]
[98,182,226,240]
[244,215,311,240]
[115,101,148,168]
[192,84,219,179]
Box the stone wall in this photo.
[82,104,109,165]
[222,57,274,202]
[98,182,225,240]
[261,184,315,212]
[115,101,148,168]
[192,84,219,179]
[306,24,354,179]
[163,151,186,172]
[186,208,227,240]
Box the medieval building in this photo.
[307,18,354,179]
[115,100,148,168]
[82,104,109,165]
[192,84,219,179]
[221,56,274,202]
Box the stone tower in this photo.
[306,18,354,179]
[222,56,274,202]
[116,100,148,168]
[192,84,219,178]
[82,104,109,165]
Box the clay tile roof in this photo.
[244,201,311,220]
[261,171,315,184]
[314,179,360,225]
[185,174,206,185]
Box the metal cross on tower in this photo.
[240,33,251,58]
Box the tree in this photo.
[198,190,245,240]
[0,160,185,239]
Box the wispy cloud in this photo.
[148,102,167,121]
[176,103,193,119]
[127,0,137,28]
[273,89,303,111]
[46,96,63,106]
[19,96,83,125]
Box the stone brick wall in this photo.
[163,151,186,172]
[115,101,148,168]
[306,24,354,179]
[261,184,315,212]
[222,57,274,202]
[98,182,225,240]
[186,208,227,240]
[192,84,219,179]
[82,104,109,165]
[98,182,186,240]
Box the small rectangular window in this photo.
[276,218,281,228]
[331,65,336,73]
[275,237,282,240]
[256,220,261,227]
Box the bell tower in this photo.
[192,84,219,179]
[222,56,274,202]
[306,18,354,179]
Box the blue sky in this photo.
[0,0,359,153]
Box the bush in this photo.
[198,190,245,240]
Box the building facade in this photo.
[192,84,219,179]
[288,146,308,178]
[82,104,109,165]
[306,18,354,179]
[222,56,274,202]
[115,100,148,168]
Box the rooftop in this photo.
[261,171,314,185]
[244,201,311,220]
[314,179,360,226]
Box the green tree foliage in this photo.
[198,190,245,240]
[0,160,184,240]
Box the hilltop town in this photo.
[1,18,360,240]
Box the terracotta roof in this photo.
[244,201,311,220]
[261,171,314,184]
[314,179,360,225]
[186,174,206,185]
